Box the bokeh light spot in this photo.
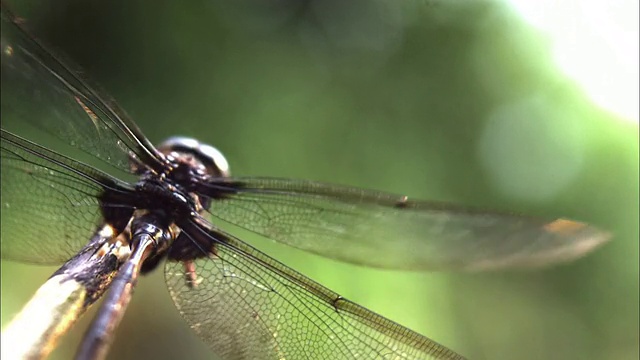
[479,95,586,202]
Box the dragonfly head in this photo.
[156,136,230,178]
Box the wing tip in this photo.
[544,218,613,247]
[463,218,612,272]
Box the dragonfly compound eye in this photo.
[157,136,230,178]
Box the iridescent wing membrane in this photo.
[0,129,133,263]
[0,8,146,263]
[199,178,610,271]
[0,6,610,360]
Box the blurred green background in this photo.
[1,1,638,359]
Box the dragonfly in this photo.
[0,5,611,360]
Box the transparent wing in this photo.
[0,130,133,263]
[166,218,465,360]
[0,7,163,176]
[201,177,611,271]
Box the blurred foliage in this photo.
[1,1,638,360]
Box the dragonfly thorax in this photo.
[133,177,196,221]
